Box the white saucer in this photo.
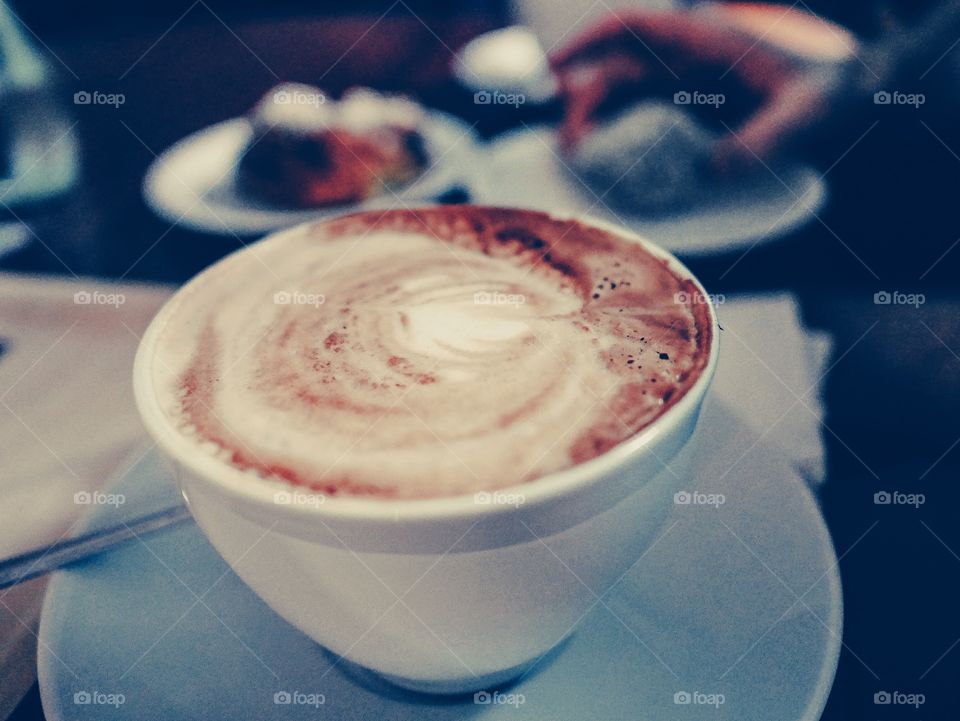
[142,113,479,236]
[472,126,827,256]
[38,397,841,720]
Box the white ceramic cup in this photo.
[133,209,719,694]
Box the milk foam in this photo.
[151,208,712,499]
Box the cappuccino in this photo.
[150,207,712,499]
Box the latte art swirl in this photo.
[151,208,712,498]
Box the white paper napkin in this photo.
[0,274,171,559]
[0,273,171,720]
[712,293,831,485]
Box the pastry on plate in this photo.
[237,83,430,208]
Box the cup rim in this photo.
[133,206,720,525]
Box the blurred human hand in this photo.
[550,8,843,171]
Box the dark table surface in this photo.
[5,9,960,721]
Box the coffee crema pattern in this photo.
[151,207,713,499]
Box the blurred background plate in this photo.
[473,126,827,256]
[142,112,480,237]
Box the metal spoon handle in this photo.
[0,504,193,589]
